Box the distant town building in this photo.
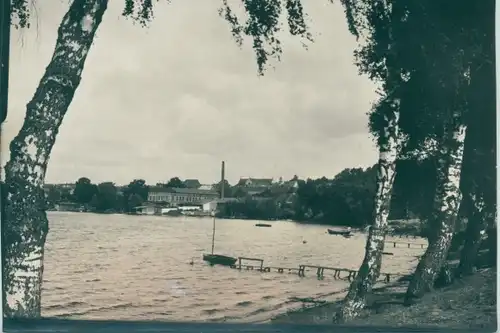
[234,177,274,196]
[43,183,76,198]
[147,186,219,206]
[272,177,284,185]
[202,198,239,212]
[133,204,159,215]
[54,202,82,212]
[236,177,274,188]
[183,179,202,189]
[285,179,300,189]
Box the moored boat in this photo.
[202,254,238,266]
[201,161,237,267]
[164,209,182,217]
[327,228,353,237]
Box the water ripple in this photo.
[42,212,426,322]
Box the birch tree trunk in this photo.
[456,189,491,276]
[3,0,108,318]
[335,100,401,322]
[404,120,467,304]
[485,221,496,265]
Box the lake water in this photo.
[42,212,427,322]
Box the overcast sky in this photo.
[3,0,378,186]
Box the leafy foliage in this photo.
[342,0,495,241]
[12,0,313,74]
[219,0,313,74]
[74,177,98,204]
[122,179,149,212]
[165,177,185,188]
[91,182,119,212]
[294,167,377,227]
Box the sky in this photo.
[3,0,379,186]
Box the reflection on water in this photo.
[43,212,426,322]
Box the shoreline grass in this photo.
[269,267,496,330]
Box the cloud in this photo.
[3,0,378,185]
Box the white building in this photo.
[202,198,239,212]
[202,201,218,212]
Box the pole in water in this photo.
[211,160,224,255]
[211,213,216,255]
[220,161,225,200]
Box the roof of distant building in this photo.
[173,187,217,195]
[148,186,217,195]
[236,178,274,187]
[202,197,239,204]
[183,179,202,188]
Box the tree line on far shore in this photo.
[43,158,452,237]
[44,178,149,213]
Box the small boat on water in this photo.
[164,210,182,217]
[327,228,353,237]
[202,254,237,266]
[255,223,272,227]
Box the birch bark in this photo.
[335,0,402,322]
[405,120,467,303]
[457,189,492,276]
[335,100,401,322]
[3,0,108,317]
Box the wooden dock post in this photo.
[238,257,265,271]
[316,267,325,278]
[298,265,305,277]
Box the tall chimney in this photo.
[220,161,225,199]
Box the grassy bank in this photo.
[271,267,496,330]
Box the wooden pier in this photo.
[229,257,401,283]
[385,240,427,249]
[233,257,301,274]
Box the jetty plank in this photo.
[385,240,427,249]
[224,257,402,283]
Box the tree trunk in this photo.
[3,0,108,318]
[485,224,496,266]
[404,122,467,304]
[456,190,489,276]
[335,100,401,323]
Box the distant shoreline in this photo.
[46,210,424,238]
